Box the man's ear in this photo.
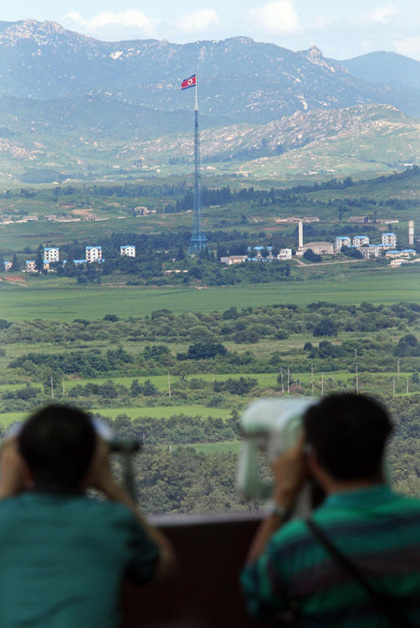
[22,461,35,488]
[307,448,325,484]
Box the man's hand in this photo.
[85,436,117,496]
[0,439,26,498]
[271,433,309,509]
[246,434,309,564]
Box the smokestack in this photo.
[298,220,304,249]
[408,220,415,246]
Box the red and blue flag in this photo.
[181,74,197,90]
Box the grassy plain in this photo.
[0,405,232,428]
[1,266,419,322]
[184,441,242,454]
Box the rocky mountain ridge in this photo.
[0,20,419,122]
[0,20,419,181]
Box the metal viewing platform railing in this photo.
[122,511,278,628]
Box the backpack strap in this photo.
[306,517,413,628]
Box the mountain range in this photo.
[0,19,420,182]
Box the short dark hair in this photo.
[303,393,393,481]
[18,404,96,490]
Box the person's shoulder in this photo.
[84,495,134,518]
[270,517,311,549]
[391,492,420,513]
[0,494,26,511]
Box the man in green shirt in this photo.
[241,393,420,626]
[0,405,175,627]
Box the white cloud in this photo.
[63,10,158,38]
[310,15,337,31]
[246,1,301,36]
[174,9,220,34]
[349,4,399,26]
[393,37,420,59]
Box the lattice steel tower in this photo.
[188,76,207,253]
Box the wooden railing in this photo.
[122,512,278,628]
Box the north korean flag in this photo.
[181,74,197,90]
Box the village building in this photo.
[120,245,136,258]
[334,236,352,253]
[44,247,59,263]
[381,232,397,248]
[25,260,37,272]
[133,206,151,216]
[247,246,274,260]
[85,246,102,263]
[297,241,334,257]
[220,255,247,265]
[359,245,382,259]
[352,236,370,247]
[348,216,372,224]
[277,249,292,260]
[385,249,416,259]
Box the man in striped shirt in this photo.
[241,393,420,626]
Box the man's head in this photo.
[303,393,393,482]
[18,404,96,490]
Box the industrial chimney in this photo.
[298,220,304,249]
[408,220,415,246]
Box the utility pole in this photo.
[311,364,314,395]
[50,375,54,399]
[321,372,324,396]
[392,377,396,397]
[355,364,359,394]
[287,368,290,394]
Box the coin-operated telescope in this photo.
[237,397,319,517]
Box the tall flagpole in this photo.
[190,72,207,253]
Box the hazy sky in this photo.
[3,1,420,60]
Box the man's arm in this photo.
[88,437,176,581]
[246,433,308,563]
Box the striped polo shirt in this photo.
[241,486,420,627]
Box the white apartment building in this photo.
[359,245,382,259]
[352,236,369,248]
[334,236,351,253]
[43,247,59,262]
[381,232,397,248]
[85,246,102,263]
[120,245,136,258]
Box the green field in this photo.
[1,267,419,321]
[183,441,242,454]
[0,405,232,428]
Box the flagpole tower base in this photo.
[188,89,207,255]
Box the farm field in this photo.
[0,404,232,427]
[1,267,419,321]
[57,371,413,393]
[184,441,242,454]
